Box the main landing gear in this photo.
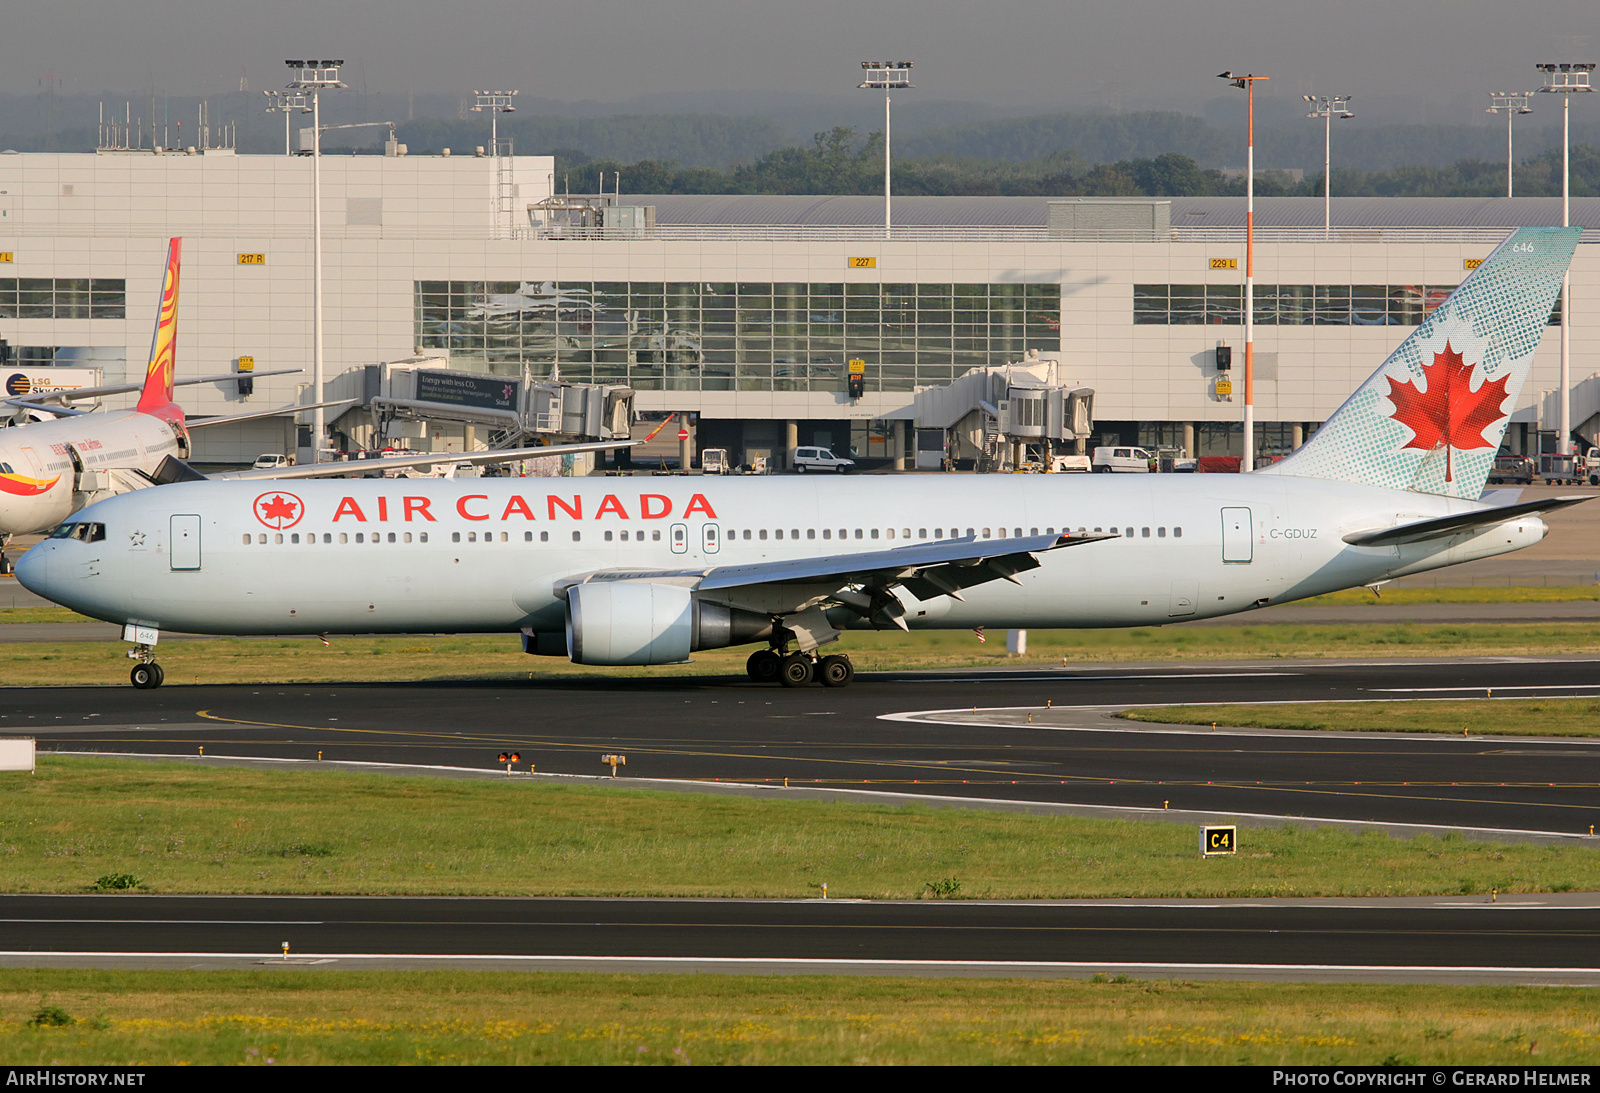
[746,648,855,688]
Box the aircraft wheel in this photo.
[130,663,162,690]
[777,653,815,687]
[817,654,854,688]
[746,649,782,683]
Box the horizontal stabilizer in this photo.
[1342,496,1590,547]
[186,398,358,431]
[1,369,300,411]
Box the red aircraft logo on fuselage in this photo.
[254,491,304,530]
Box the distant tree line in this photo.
[548,127,1600,199]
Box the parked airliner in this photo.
[0,238,632,572]
[0,238,313,565]
[18,228,1587,688]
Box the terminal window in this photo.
[414,280,1061,393]
[0,279,125,320]
[1134,282,1560,326]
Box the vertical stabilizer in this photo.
[134,238,182,415]
[1257,227,1579,498]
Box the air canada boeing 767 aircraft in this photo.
[18,227,1589,688]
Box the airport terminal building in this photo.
[1,144,1597,467]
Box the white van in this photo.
[791,447,855,474]
[251,453,291,470]
[1091,446,1153,473]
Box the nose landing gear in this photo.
[130,662,165,689]
[125,629,164,689]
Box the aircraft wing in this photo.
[1,369,301,411]
[559,531,1119,631]
[209,439,639,481]
[186,399,359,430]
[1342,496,1591,547]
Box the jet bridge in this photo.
[911,351,1094,471]
[346,357,634,468]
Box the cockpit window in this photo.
[46,522,105,542]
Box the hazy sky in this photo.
[4,0,1597,121]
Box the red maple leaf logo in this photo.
[254,491,304,530]
[1386,341,1510,482]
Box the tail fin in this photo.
[134,237,181,415]
[1257,226,1579,498]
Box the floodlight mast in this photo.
[1485,92,1533,198]
[286,60,347,465]
[263,89,310,156]
[1303,94,1353,239]
[859,61,913,239]
[1537,62,1595,457]
[1220,70,1268,472]
[470,90,518,155]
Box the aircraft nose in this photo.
[13,542,58,599]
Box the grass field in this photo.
[1123,698,1600,738]
[5,621,1600,687]
[1,758,1596,899]
[1,971,1594,1065]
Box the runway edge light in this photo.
[1201,825,1237,857]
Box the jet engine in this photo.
[564,582,772,665]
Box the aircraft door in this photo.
[170,514,201,570]
[670,523,688,555]
[1221,507,1253,563]
[702,523,721,555]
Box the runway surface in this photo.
[1,892,1597,984]
[12,656,1600,835]
[7,655,1600,981]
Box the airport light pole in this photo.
[471,90,518,155]
[859,61,913,240]
[286,60,346,464]
[1537,62,1594,457]
[1485,92,1533,198]
[1303,94,1353,239]
[263,89,310,156]
[1220,70,1268,472]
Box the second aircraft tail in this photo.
[133,237,182,416]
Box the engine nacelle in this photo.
[564,582,772,666]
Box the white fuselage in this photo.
[0,410,184,536]
[18,474,1547,637]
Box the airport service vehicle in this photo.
[1092,446,1153,473]
[791,447,854,474]
[1489,452,1535,485]
[1048,455,1091,473]
[18,228,1590,690]
[701,448,729,475]
[251,454,292,471]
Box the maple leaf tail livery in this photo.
[1258,226,1579,499]
[14,227,1591,689]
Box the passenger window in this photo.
[808,529,816,539]
[572,531,581,542]
[1158,527,1166,538]
[388,532,397,543]
[1142,527,1150,538]
[759,529,768,540]
[525,531,533,542]
[420,533,428,543]
[981,528,991,539]
[339,533,348,544]
[541,532,550,542]
[241,534,251,545]
[854,529,863,539]
[652,530,661,541]
[1174,527,1183,538]
[823,529,831,539]
[258,534,266,544]
[404,533,413,543]
[466,532,475,543]
[1125,527,1134,538]
[291,534,299,544]
[605,531,613,542]
[452,532,461,543]
[870,529,879,539]
[324,534,332,543]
